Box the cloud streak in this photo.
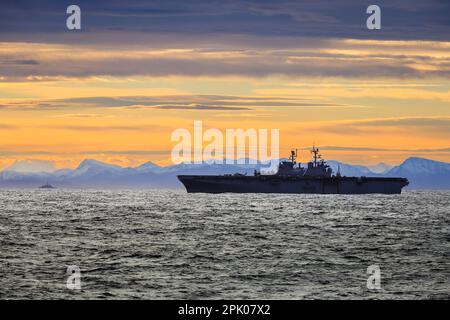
[33,124,169,132]
[314,117,450,136]
[0,95,349,111]
[0,149,170,156]
[141,104,251,111]
[317,146,450,152]
[1,39,450,81]
[0,123,15,129]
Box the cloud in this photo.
[138,104,251,111]
[316,117,450,136]
[37,124,167,132]
[0,123,15,129]
[0,95,348,111]
[50,113,115,118]
[0,149,170,156]
[347,117,450,128]
[317,146,450,152]
[2,146,448,158]
[255,85,450,103]
[4,159,56,173]
[1,59,40,65]
[1,39,449,81]
[0,0,449,42]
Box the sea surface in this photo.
[0,189,448,299]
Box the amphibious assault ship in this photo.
[177,147,409,194]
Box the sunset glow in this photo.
[1,2,449,170]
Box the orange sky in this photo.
[0,39,449,169]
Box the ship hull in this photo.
[178,175,409,194]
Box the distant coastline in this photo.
[0,157,449,190]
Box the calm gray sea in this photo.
[0,189,448,299]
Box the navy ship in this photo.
[177,147,409,194]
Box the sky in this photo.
[0,0,449,169]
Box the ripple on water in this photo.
[0,189,448,299]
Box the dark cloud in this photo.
[1,59,40,65]
[1,1,449,81]
[0,0,449,43]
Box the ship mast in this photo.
[311,146,320,166]
[289,149,297,165]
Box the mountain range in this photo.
[0,157,449,189]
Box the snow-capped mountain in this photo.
[367,162,393,174]
[69,159,123,177]
[386,157,450,189]
[134,161,162,173]
[326,160,376,177]
[388,157,450,175]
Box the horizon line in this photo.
[2,155,449,174]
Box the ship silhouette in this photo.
[178,147,409,194]
[39,182,55,189]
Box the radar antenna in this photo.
[311,146,320,166]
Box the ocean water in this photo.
[0,189,448,300]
